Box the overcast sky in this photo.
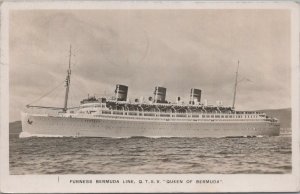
[9,9,291,121]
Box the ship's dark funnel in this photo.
[189,88,201,105]
[154,86,167,103]
[115,84,128,101]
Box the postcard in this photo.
[0,0,299,193]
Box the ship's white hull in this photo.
[21,112,280,138]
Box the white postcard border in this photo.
[0,1,299,193]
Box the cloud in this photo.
[9,9,291,121]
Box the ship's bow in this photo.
[20,112,32,138]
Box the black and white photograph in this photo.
[0,1,299,193]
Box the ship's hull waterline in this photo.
[20,112,280,138]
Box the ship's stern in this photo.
[269,119,280,136]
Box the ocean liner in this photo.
[20,47,280,138]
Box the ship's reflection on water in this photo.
[9,132,291,174]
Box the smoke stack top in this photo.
[189,88,201,105]
[115,84,128,101]
[153,86,167,103]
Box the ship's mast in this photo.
[232,60,239,109]
[63,45,72,112]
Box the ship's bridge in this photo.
[78,97,108,113]
[79,102,106,108]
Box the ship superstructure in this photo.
[20,47,280,138]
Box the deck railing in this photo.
[97,110,267,120]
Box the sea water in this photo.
[9,132,291,174]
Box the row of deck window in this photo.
[99,111,261,119]
[94,114,263,121]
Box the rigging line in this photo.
[69,87,76,107]
[72,88,81,103]
[68,75,83,101]
[68,89,76,107]
[68,73,82,106]
[71,85,82,105]
[70,73,83,88]
[27,80,66,106]
[51,84,65,108]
